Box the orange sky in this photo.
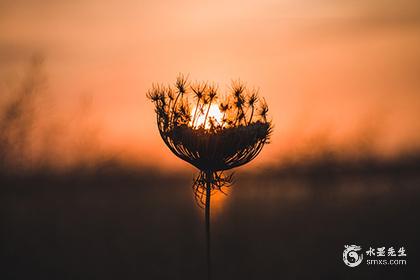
[1,0,420,170]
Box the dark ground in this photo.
[1,163,419,280]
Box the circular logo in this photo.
[343,245,363,267]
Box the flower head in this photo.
[147,75,272,206]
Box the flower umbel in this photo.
[147,74,272,206]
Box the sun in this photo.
[190,104,223,129]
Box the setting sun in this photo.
[190,104,224,129]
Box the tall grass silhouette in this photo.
[147,75,272,279]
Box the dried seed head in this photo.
[175,74,188,94]
[148,75,272,204]
[248,88,259,107]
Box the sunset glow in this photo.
[190,104,224,129]
[0,0,419,170]
[1,2,420,279]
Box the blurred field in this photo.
[1,162,419,280]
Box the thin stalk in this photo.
[167,99,172,116]
[204,99,213,128]
[193,103,204,128]
[221,111,226,127]
[240,106,246,125]
[192,97,201,127]
[248,105,254,124]
[171,92,181,124]
[233,105,241,126]
[205,171,212,280]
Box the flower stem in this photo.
[192,98,200,127]
[204,99,213,128]
[205,171,212,280]
[248,105,254,124]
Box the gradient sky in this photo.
[1,0,420,170]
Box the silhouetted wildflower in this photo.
[147,74,272,206]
